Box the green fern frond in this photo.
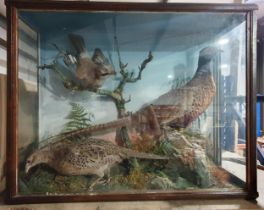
[63,102,95,140]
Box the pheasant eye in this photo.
[26,160,31,164]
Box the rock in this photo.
[161,130,213,188]
[194,150,211,188]
[148,176,178,190]
[175,176,196,189]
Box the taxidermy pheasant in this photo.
[38,47,219,147]
[68,34,116,90]
[25,138,168,179]
[134,46,219,131]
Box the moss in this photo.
[19,168,57,194]
[112,167,153,190]
[18,129,240,194]
[19,167,90,194]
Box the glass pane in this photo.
[18,20,38,154]
[218,24,246,184]
[18,11,246,195]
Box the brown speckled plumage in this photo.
[133,47,218,131]
[25,138,168,177]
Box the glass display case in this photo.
[5,0,258,204]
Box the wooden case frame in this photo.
[5,0,258,204]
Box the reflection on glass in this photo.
[18,11,246,195]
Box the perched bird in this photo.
[36,47,220,148]
[68,34,116,90]
[133,47,219,131]
[25,138,168,179]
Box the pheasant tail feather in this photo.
[122,148,169,160]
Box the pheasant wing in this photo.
[68,34,87,55]
[64,140,122,176]
[151,86,196,125]
[92,48,111,66]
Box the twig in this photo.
[38,63,67,82]
[38,62,83,91]
[114,35,128,75]
[113,16,126,74]
[96,89,122,101]
[123,95,131,104]
[127,51,153,83]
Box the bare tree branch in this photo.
[123,95,131,104]
[96,89,122,101]
[127,51,153,83]
[114,35,128,75]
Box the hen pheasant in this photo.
[25,138,168,178]
[132,47,218,133]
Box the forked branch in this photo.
[127,51,153,83]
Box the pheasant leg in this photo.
[88,176,103,191]
[88,170,112,191]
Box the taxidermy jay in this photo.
[69,33,116,90]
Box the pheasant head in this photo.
[198,47,222,69]
[25,149,54,174]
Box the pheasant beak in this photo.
[25,157,34,174]
[25,162,31,174]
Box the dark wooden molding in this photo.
[4,1,258,12]
[245,10,258,200]
[4,1,258,204]
[6,3,19,203]
[7,190,248,205]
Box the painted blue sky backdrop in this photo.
[18,11,246,140]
